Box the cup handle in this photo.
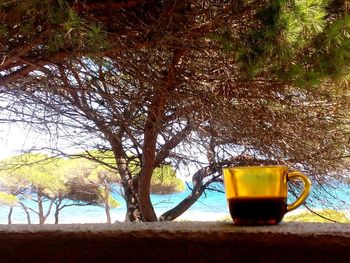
[286,171,312,212]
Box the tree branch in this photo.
[155,123,193,166]
[159,165,216,221]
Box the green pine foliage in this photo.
[314,15,350,81]
[2,0,349,86]
[206,0,349,86]
[0,153,65,197]
[151,165,185,194]
[236,0,330,78]
[106,195,120,209]
[0,192,18,207]
[0,0,107,53]
[76,150,185,194]
[0,151,184,206]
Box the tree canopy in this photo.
[0,152,184,223]
[0,153,120,223]
[0,0,350,222]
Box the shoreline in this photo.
[1,207,349,224]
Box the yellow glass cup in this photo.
[223,165,311,225]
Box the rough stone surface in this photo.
[0,222,349,262]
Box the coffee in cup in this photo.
[223,165,311,225]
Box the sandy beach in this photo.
[175,208,350,222]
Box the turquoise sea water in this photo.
[0,184,228,224]
[0,182,349,224]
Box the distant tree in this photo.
[0,151,182,223]
[44,157,102,224]
[151,165,184,194]
[0,154,102,224]
[0,192,18,224]
[60,157,120,223]
[0,154,66,224]
[0,158,34,224]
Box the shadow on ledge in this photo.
[0,222,349,262]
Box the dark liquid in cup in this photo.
[228,197,287,225]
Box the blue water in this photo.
[0,184,227,224]
[0,182,348,224]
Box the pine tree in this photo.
[0,1,349,222]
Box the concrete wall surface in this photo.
[0,222,349,262]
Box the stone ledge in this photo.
[0,222,349,262]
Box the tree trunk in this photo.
[139,49,184,221]
[122,177,143,222]
[105,202,111,223]
[114,150,143,222]
[103,188,111,224]
[19,202,31,224]
[36,190,54,224]
[139,88,164,221]
[54,198,63,224]
[43,199,54,224]
[140,92,163,221]
[8,207,13,225]
[38,191,45,224]
[159,167,211,221]
[159,186,206,221]
[54,207,59,224]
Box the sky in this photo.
[0,123,43,160]
[0,122,195,180]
